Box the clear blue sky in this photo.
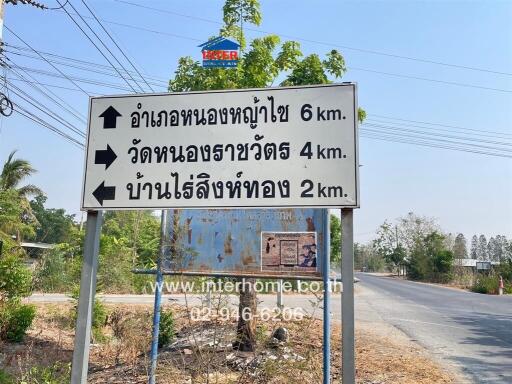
[1,0,511,243]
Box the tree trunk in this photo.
[233,278,257,351]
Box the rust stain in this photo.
[306,217,315,231]
[241,244,255,266]
[187,217,193,244]
[224,232,233,255]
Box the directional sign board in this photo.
[81,84,359,210]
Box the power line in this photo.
[112,0,512,77]
[6,52,167,88]
[52,8,512,94]
[15,104,84,148]
[361,125,511,154]
[363,122,512,148]
[58,0,142,93]
[81,0,155,92]
[360,132,511,159]
[368,114,512,138]
[4,25,91,96]
[10,64,160,91]
[3,54,88,124]
[6,43,511,141]
[348,66,512,94]
[7,80,86,138]
[5,44,166,83]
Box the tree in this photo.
[330,214,341,265]
[477,235,488,261]
[30,194,75,244]
[470,235,478,259]
[372,222,405,273]
[168,0,364,351]
[0,151,41,242]
[0,150,42,198]
[407,231,453,282]
[453,233,467,259]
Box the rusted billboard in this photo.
[164,209,328,279]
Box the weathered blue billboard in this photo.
[164,209,328,279]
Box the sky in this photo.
[0,0,511,243]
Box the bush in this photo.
[0,369,13,384]
[0,254,32,299]
[70,287,108,342]
[0,301,36,342]
[33,247,80,292]
[471,274,499,295]
[19,362,70,384]
[158,309,175,348]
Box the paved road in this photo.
[356,273,512,384]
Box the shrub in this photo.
[0,301,36,342]
[0,254,32,299]
[471,274,499,295]
[0,369,13,384]
[19,362,71,384]
[158,309,175,348]
[70,287,108,343]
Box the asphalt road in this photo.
[355,273,512,384]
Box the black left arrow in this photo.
[99,106,122,129]
[92,182,116,206]
[94,145,117,169]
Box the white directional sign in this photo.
[81,83,359,210]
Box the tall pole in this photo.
[341,209,355,384]
[149,210,169,384]
[323,211,331,384]
[71,211,103,384]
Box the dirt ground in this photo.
[0,303,456,383]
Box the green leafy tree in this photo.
[330,214,341,265]
[0,150,42,198]
[30,194,76,244]
[169,0,364,351]
[0,151,41,242]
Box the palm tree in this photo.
[0,150,43,197]
[0,151,42,242]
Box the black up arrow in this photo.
[94,145,117,169]
[92,182,116,206]
[99,106,122,129]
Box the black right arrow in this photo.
[92,182,116,206]
[94,145,117,169]
[99,106,122,129]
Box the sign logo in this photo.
[198,37,240,68]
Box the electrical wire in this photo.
[4,25,91,96]
[7,80,86,138]
[360,132,511,159]
[112,0,512,77]
[6,44,511,142]
[81,0,155,92]
[3,55,87,123]
[15,104,84,148]
[368,114,512,138]
[58,0,141,93]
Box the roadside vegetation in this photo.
[355,212,512,293]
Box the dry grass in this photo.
[0,303,455,383]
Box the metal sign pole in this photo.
[323,212,331,384]
[149,210,169,384]
[71,210,103,384]
[341,209,355,384]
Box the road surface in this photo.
[356,273,512,384]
